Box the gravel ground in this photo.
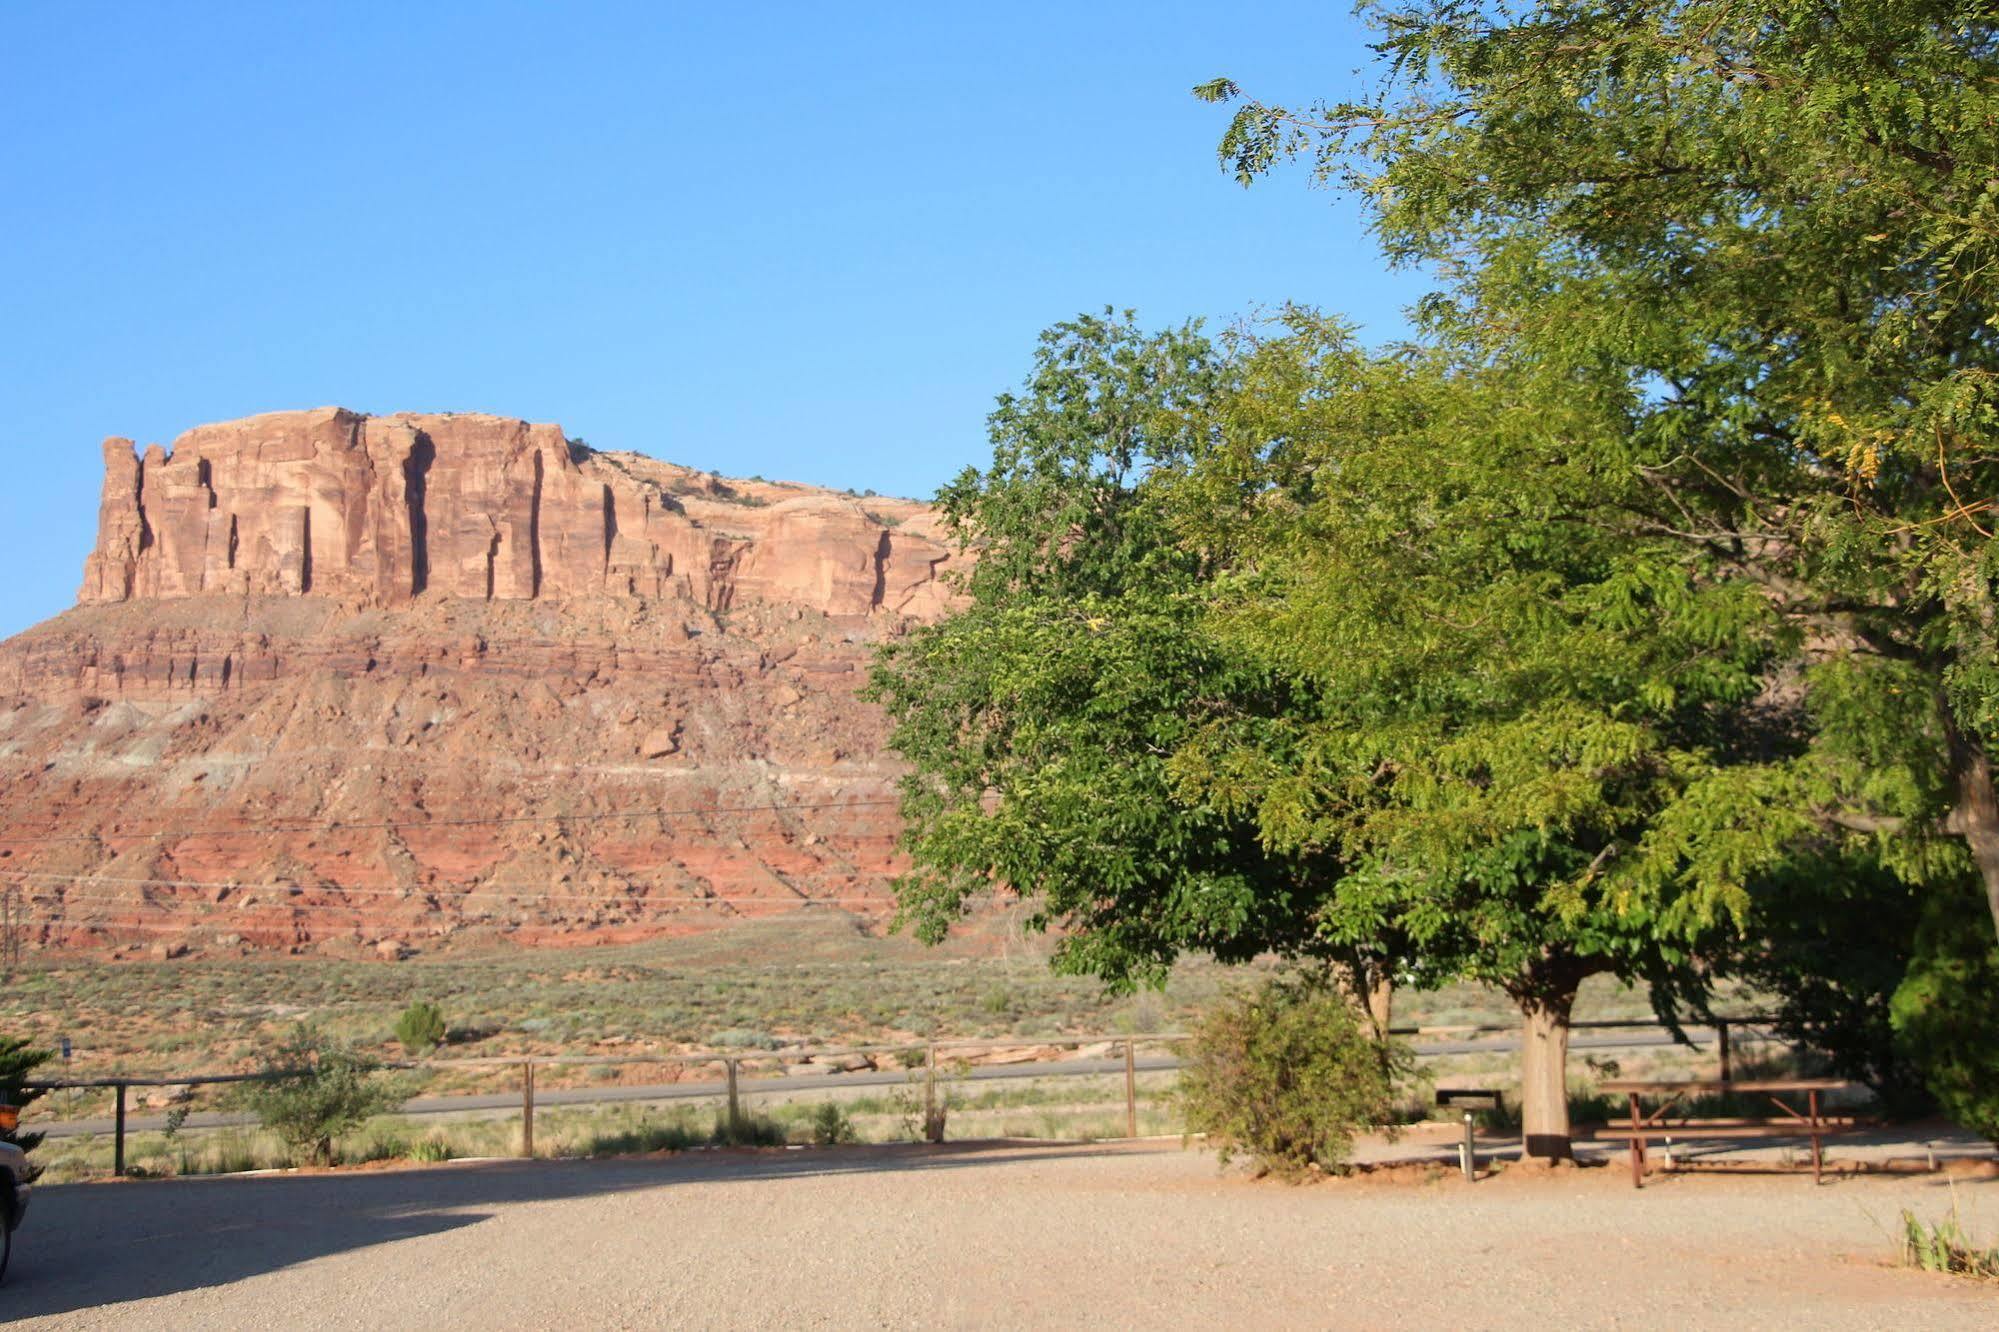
[6,1141,1995,1329]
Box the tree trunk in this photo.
[1945,713,1999,944]
[1366,968,1394,1042]
[1334,955,1396,1041]
[1517,980,1580,1161]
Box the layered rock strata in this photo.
[79,408,956,619]
[0,409,965,957]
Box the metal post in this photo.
[1460,1111,1476,1182]
[1123,1040,1137,1138]
[113,1081,127,1177]
[1809,1088,1823,1184]
[520,1061,535,1159]
[725,1057,740,1135]
[1717,1021,1732,1084]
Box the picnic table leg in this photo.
[1627,1092,1644,1189]
[1809,1088,1823,1184]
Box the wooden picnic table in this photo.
[1598,1078,1857,1188]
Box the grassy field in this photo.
[10,911,1782,1180]
[9,913,1685,1080]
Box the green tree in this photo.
[1166,318,1778,1156]
[867,311,1403,1020]
[1891,875,1999,1144]
[0,1036,51,1159]
[1199,0,1999,944]
[239,1024,402,1166]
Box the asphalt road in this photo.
[33,1029,1703,1140]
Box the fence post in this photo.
[520,1060,535,1159]
[725,1057,740,1135]
[924,1041,938,1143]
[1124,1039,1137,1138]
[1717,1021,1732,1084]
[113,1081,127,1177]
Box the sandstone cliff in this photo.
[0,409,966,958]
[80,407,957,619]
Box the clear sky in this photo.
[1,2,1426,638]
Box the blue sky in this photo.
[1,2,1426,638]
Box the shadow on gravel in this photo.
[3,1141,1137,1320]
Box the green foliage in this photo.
[806,1102,857,1146]
[711,1110,786,1148]
[394,1000,448,1054]
[237,1024,403,1166]
[1891,886,1999,1144]
[1180,974,1409,1179]
[584,1118,706,1157]
[868,311,1378,993]
[1711,855,1937,1115]
[1202,0,1999,942]
[1901,1201,1999,1279]
[409,1135,453,1163]
[0,1035,51,1159]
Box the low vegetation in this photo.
[395,1000,449,1054]
[237,1024,406,1166]
[1180,975,1410,1180]
[1900,1201,1999,1280]
[0,1036,50,1163]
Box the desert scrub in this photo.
[237,1024,407,1165]
[806,1102,857,1145]
[395,1000,448,1053]
[1180,974,1410,1180]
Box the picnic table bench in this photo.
[1598,1078,1861,1187]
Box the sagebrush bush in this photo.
[238,1024,405,1166]
[1180,974,1409,1180]
[395,1000,449,1054]
[808,1102,857,1146]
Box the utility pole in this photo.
[2,885,16,979]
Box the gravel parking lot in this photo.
[6,1141,1995,1329]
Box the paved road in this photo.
[7,1140,1993,1328]
[31,1029,1709,1140]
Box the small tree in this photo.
[395,1001,448,1054]
[0,1036,51,1163]
[240,1024,402,1166]
[1891,881,1999,1146]
[1180,974,1409,1180]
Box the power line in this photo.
[0,796,902,846]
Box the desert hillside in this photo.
[0,408,965,957]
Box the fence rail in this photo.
[17,1016,1784,1177]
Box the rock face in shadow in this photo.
[5,409,969,958]
[78,408,959,618]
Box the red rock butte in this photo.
[0,408,967,958]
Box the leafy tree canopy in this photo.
[1200,0,1999,934]
[867,312,1379,993]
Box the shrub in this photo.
[712,1110,786,1147]
[393,1000,449,1056]
[1179,974,1409,1180]
[0,1035,52,1165]
[238,1024,405,1166]
[1891,888,1999,1146]
[395,1001,449,1054]
[807,1102,857,1146]
[409,1135,454,1163]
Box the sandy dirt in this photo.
[7,1141,1996,1329]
